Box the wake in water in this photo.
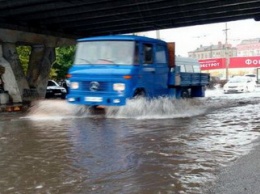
[21,91,260,120]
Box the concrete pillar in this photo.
[27,46,55,97]
[1,43,29,103]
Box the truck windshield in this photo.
[74,40,135,65]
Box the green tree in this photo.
[17,45,75,80]
[16,45,31,74]
[53,46,75,80]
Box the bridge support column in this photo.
[27,45,55,98]
[1,43,29,103]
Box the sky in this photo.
[137,19,260,57]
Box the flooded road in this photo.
[0,88,260,194]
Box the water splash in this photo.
[106,97,211,119]
[21,98,211,121]
[21,100,93,121]
[20,88,260,121]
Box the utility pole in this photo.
[223,22,230,80]
[210,43,213,58]
[156,30,161,39]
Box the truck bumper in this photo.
[66,94,126,106]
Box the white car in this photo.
[45,80,67,99]
[244,74,257,83]
[223,76,256,94]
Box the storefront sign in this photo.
[199,56,260,70]
[229,56,260,68]
[199,58,225,70]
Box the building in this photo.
[189,38,260,59]
[236,38,260,56]
[188,42,237,59]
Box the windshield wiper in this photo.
[97,58,115,64]
[78,58,91,64]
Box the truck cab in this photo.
[67,35,209,106]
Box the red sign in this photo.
[199,56,260,70]
[229,56,260,68]
[199,58,226,70]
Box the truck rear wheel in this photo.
[181,89,190,98]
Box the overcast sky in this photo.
[139,19,260,57]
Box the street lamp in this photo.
[223,23,230,80]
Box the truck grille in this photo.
[82,81,109,92]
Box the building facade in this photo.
[236,38,260,56]
[189,38,260,59]
[188,42,237,59]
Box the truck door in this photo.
[154,44,168,95]
[141,43,155,97]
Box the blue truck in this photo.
[66,35,210,106]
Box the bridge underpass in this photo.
[0,29,74,106]
[0,0,260,107]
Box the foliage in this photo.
[53,46,75,80]
[16,46,31,73]
[16,45,75,80]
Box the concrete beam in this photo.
[0,28,75,47]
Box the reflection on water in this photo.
[0,89,260,193]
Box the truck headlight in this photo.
[70,82,79,89]
[113,83,125,91]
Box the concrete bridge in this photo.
[0,29,74,106]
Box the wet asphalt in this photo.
[207,138,260,194]
[0,88,260,194]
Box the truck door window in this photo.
[134,43,139,64]
[143,44,153,64]
[155,45,167,63]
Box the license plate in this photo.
[54,93,61,95]
[85,97,102,102]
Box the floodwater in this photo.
[0,88,260,194]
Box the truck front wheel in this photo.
[133,89,146,98]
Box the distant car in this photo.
[244,74,257,83]
[223,76,256,94]
[45,80,67,99]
